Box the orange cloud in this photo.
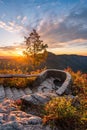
[0,44,26,56]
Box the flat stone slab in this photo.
[18,89,25,97]
[0,69,72,102]
[0,99,44,130]
[35,69,72,95]
[28,116,42,125]
[37,77,62,93]
[11,88,21,100]
[0,69,73,130]
[0,85,5,99]
[56,72,72,95]
[5,87,14,99]
[21,94,50,105]
[24,87,32,95]
[21,92,57,106]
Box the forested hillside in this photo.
[0,52,87,73]
[46,52,87,73]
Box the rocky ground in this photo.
[0,99,53,130]
[0,70,72,130]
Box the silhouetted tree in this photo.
[24,29,48,70]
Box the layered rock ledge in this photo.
[0,69,72,130]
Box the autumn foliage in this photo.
[43,68,87,130]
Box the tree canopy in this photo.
[24,29,48,70]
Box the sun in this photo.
[14,48,24,56]
[17,50,24,56]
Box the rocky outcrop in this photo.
[0,99,45,130]
[0,69,72,130]
[34,69,72,95]
[21,92,57,106]
[0,69,72,102]
[0,99,61,130]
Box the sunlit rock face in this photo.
[0,99,53,130]
[0,99,46,130]
[21,92,57,105]
[0,69,72,102]
[0,69,72,130]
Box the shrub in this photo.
[42,68,86,129]
[65,67,87,96]
[0,68,45,88]
[43,97,82,130]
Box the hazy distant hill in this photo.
[46,52,87,73]
[0,53,87,73]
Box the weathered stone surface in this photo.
[21,94,38,105]
[23,125,52,130]
[0,113,4,124]
[0,85,5,99]
[28,116,42,125]
[0,99,53,130]
[5,87,14,99]
[0,69,72,130]
[18,89,25,97]
[8,114,17,121]
[21,93,51,105]
[10,111,32,119]
[0,107,7,113]
[0,113,3,121]
[0,121,52,130]
[40,80,53,89]
[42,92,57,98]
[0,100,17,114]
[0,121,23,130]
[0,69,72,101]
[56,72,72,95]
[37,77,57,93]
[46,78,54,84]
[11,88,21,100]
[36,69,72,96]
[24,87,32,95]
[0,100,40,129]
[2,99,11,106]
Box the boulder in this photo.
[8,114,17,121]
[28,116,42,125]
[0,121,23,130]
[0,113,4,121]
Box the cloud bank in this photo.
[37,7,87,48]
[0,0,87,55]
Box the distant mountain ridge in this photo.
[46,52,87,73]
[0,52,87,73]
[0,56,20,59]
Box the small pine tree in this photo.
[24,29,48,70]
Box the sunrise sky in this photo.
[0,0,87,56]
